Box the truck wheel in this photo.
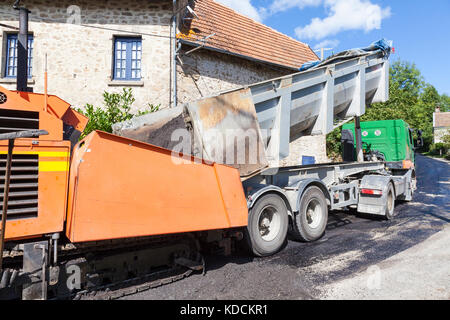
[246,194,288,257]
[384,183,395,220]
[291,186,328,242]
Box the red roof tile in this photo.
[177,0,318,69]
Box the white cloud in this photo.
[295,0,391,40]
[215,0,263,22]
[268,0,322,14]
[313,39,339,50]
[214,0,322,22]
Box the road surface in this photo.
[122,155,449,300]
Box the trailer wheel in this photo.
[384,183,395,220]
[291,186,328,242]
[246,194,288,257]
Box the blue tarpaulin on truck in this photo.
[299,39,393,72]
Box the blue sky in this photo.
[216,0,450,95]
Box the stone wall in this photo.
[0,0,172,111]
[279,135,329,166]
[434,128,450,144]
[176,48,288,101]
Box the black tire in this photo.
[384,183,395,220]
[290,186,328,242]
[245,194,289,257]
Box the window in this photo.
[113,37,142,81]
[5,34,33,78]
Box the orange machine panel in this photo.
[66,131,248,243]
[0,139,71,241]
[0,85,87,140]
[0,85,71,119]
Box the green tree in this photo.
[362,60,425,123]
[389,60,425,97]
[439,94,450,112]
[76,88,159,138]
[326,128,342,161]
[414,84,441,147]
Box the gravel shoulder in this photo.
[319,226,450,300]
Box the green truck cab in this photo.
[342,120,422,164]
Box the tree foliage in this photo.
[76,88,159,139]
[439,94,450,112]
[326,59,446,159]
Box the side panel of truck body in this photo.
[342,120,415,162]
[65,131,248,243]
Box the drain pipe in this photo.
[171,0,177,108]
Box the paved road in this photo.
[123,155,450,300]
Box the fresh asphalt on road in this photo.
[123,155,449,300]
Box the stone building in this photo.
[433,107,450,143]
[0,0,328,163]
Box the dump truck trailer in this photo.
[0,41,417,300]
[112,40,417,254]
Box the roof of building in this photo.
[177,0,318,70]
[434,112,450,128]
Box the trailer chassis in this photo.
[242,160,415,256]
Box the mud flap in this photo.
[357,175,392,216]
